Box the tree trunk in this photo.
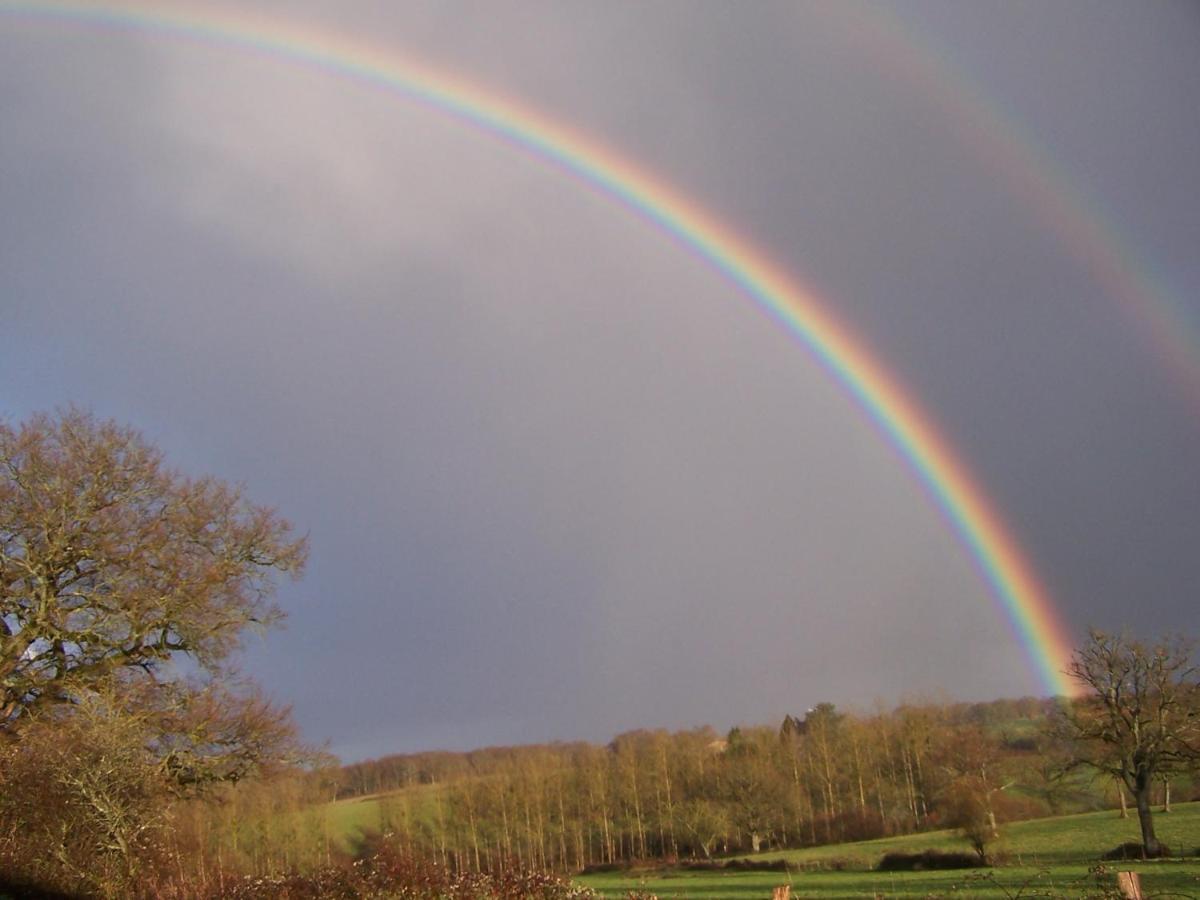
[1132,773,1161,856]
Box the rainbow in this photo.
[0,1,1079,694]
[830,4,1200,415]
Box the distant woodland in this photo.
[331,694,1194,872]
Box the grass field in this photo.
[325,784,442,852]
[576,803,1200,899]
[326,792,392,846]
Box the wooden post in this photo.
[771,886,791,900]
[1117,871,1142,900]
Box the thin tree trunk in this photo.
[872,760,888,833]
[660,745,677,858]
[467,792,481,872]
[653,778,665,859]
[851,735,867,816]
[629,764,646,859]
[900,746,919,828]
[499,789,512,864]
[557,780,569,870]
[912,747,929,824]
[433,783,448,868]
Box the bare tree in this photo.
[0,409,309,889]
[1058,629,1200,857]
[932,725,1012,844]
[0,408,307,726]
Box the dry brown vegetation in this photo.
[330,697,1135,873]
[0,410,309,896]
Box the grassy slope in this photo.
[326,793,388,848]
[577,802,1200,899]
[326,782,451,854]
[327,791,412,851]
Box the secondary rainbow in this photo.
[836,4,1200,415]
[0,1,1079,694]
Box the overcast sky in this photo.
[3,1,1198,761]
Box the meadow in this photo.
[575,802,1200,899]
[326,782,447,853]
[322,790,1200,897]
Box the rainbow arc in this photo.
[0,1,1079,694]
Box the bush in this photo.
[206,842,601,900]
[578,861,631,875]
[677,858,790,872]
[721,859,791,872]
[876,850,989,871]
[0,697,175,898]
[0,874,79,900]
[795,857,850,872]
[1100,841,1171,861]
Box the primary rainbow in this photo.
[0,1,1079,695]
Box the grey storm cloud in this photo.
[2,1,1198,759]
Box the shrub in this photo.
[1100,841,1171,861]
[578,861,631,875]
[0,697,175,898]
[876,850,989,871]
[203,842,601,900]
[678,858,790,872]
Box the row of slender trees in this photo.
[332,697,1117,873]
[337,636,1200,874]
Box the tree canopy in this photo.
[0,409,307,725]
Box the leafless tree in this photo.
[1057,629,1200,857]
[0,408,309,890]
[0,408,306,728]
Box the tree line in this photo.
[333,691,1190,873]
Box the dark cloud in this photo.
[2,2,1197,759]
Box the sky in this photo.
[2,1,1198,761]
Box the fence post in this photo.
[1116,871,1142,899]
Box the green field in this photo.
[326,784,443,851]
[323,792,1200,897]
[576,803,1200,899]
